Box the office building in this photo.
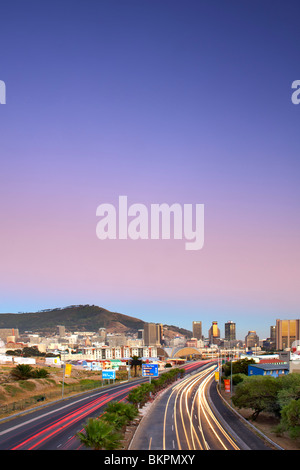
[270,325,276,344]
[245,331,259,349]
[143,322,163,346]
[208,321,220,345]
[276,319,300,350]
[137,329,144,341]
[57,325,65,337]
[192,321,202,340]
[0,328,20,342]
[225,321,236,342]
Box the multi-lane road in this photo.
[0,378,143,450]
[0,361,203,450]
[130,361,276,451]
[0,360,276,450]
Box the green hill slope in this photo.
[0,304,145,334]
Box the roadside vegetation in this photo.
[127,367,184,409]
[77,367,185,449]
[77,401,139,450]
[0,362,128,417]
[10,364,50,380]
[221,359,300,442]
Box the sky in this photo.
[0,0,299,340]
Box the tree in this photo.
[102,401,138,430]
[22,346,44,357]
[223,358,255,377]
[231,373,247,386]
[32,368,50,378]
[276,373,300,409]
[10,364,50,380]
[232,375,281,420]
[10,364,34,380]
[127,383,154,408]
[6,349,22,356]
[77,418,122,450]
[102,411,128,430]
[279,399,300,439]
[129,356,143,377]
[105,401,138,422]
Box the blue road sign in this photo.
[102,370,116,380]
[142,364,159,377]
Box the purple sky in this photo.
[0,0,300,339]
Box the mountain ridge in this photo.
[0,304,192,338]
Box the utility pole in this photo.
[230,354,233,404]
[61,351,66,399]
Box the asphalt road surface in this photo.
[0,379,144,450]
[130,363,275,451]
[0,361,205,450]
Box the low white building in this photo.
[60,345,157,362]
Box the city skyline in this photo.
[0,302,295,343]
[0,1,299,343]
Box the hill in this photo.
[0,304,145,335]
[0,304,192,337]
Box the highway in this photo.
[0,361,204,450]
[130,361,274,450]
[0,378,143,450]
[163,363,239,450]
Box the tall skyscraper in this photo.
[276,319,300,350]
[225,321,236,342]
[192,321,202,340]
[270,325,276,343]
[137,329,144,341]
[57,325,65,337]
[245,331,259,349]
[143,322,163,346]
[208,321,220,345]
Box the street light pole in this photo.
[61,351,66,399]
[230,355,233,404]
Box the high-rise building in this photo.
[270,325,276,343]
[208,321,220,345]
[225,321,236,342]
[143,322,163,346]
[98,328,106,342]
[0,328,20,342]
[57,325,65,337]
[137,329,144,342]
[245,331,259,349]
[276,319,300,350]
[157,323,163,345]
[192,321,202,340]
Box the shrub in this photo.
[279,399,300,439]
[77,418,122,450]
[231,373,247,385]
[10,364,34,380]
[232,375,281,420]
[32,368,50,379]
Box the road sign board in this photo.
[102,370,116,380]
[142,364,159,377]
